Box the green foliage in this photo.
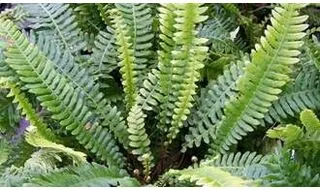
[26,163,140,187]
[21,4,86,55]
[182,56,250,151]
[110,8,138,109]
[204,151,269,179]
[0,78,56,141]
[167,166,248,187]
[161,4,208,144]
[267,109,320,155]
[259,151,320,187]
[25,125,87,165]
[0,18,125,168]
[2,3,320,187]
[127,104,154,177]
[114,4,155,85]
[209,4,308,154]
[0,137,9,166]
[262,40,320,125]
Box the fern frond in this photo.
[204,151,269,180]
[306,39,320,72]
[168,166,248,187]
[157,4,178,132]
[91,28,118,80]
[182,57,250,151]
[267,109,320,155]
[209,4,308,154]
[260,151,320,187]
[0,39,17,81]
[198,5,246,55]
[25,125,87,165]
[115,4,155,85]
[267,124,303,145]
[110,8,138,109]
[300,109,320,132]
[0,79,57,142]
[97,3,114,26]
[0,149,58,187]
[165,4,209,144]
[127,104,154,176]
[29,31,129,149]
[137,68,161,112]
[71,4,105,34]
[0,19,125,168]
[25,163,140,187]
[21,4,86,55]
[262,49,320,126]
[0,137,9,166]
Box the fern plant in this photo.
[1,2,320,187]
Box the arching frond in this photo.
[209,4,308,154]
[164,4,209,144]
[0,19,125,168]
[25,163,140,187]
[29,31,129,149]
[204,151,269,180]
[21,4,86,55]
[0,79,57,142]
[182,57,250,151]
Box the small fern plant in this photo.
[1,2,320,187]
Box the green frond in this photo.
[0,149,58,187]
[29,30,129,149]
[300,109,320,132]
[260,151,320,187]
[127,104,154,176]
[198,5,247,55]
[167,166,248,187]
[137,68,161,112]
[124,70,162,176]
[209,4,308,154]
[115,4,155,84]
[182,57,250,151]
[0,19,125,168]
[25,125,87,165]
[262,50,320,126]
[157,3,178,132]
[0,79,57,142]
[267,109,320,156]
[204,151,269,180]
[0,39,17,81]
[110,8,138,109]
[164,4,209,144]
[0,6,27,27]
[97,3,114,26]
[25,163,140,187]
[21,4,86,55]
[267,124,303,145]
[305,39,320,71]
[91,28,118,80]
[0,137,10,166]
[71,4,105,34]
